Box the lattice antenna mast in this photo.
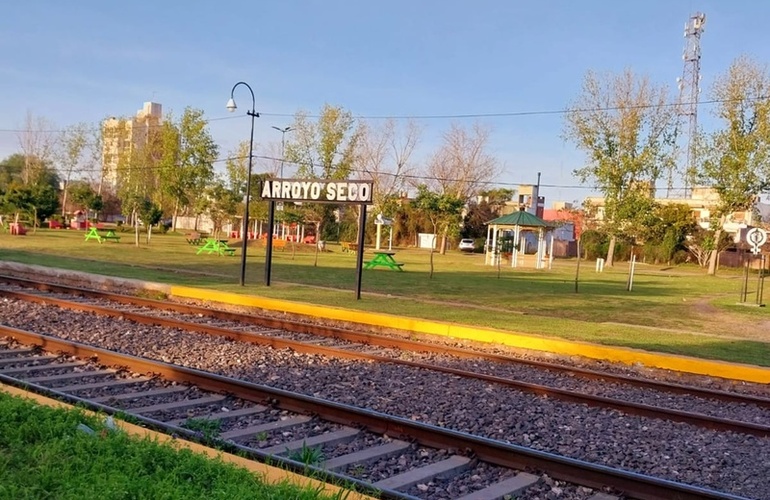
[676,12,706,198]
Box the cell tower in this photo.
[676,12,706,198]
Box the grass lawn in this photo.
[1,228,769,366]
[0,390,349,500]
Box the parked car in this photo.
[458,238,475,252]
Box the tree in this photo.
[159,108,218,230]
[1,153,58,191]
[17,112,56,185]
[1,182,58,229]
[640,203,698,264]
[412,185,464,277]
[137,198,163,244]
[564,69,678,266]
[477,187,514,215]
[56,122,90,216]
[0,154,26,190]
[426,123,499,202]
[698,56,770,274]
[285,104,360,255]
[684,227,732,267]
[69,181,104,216]
[356,119,420,216]
[461,200,496,239]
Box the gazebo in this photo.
[485,210,551,269]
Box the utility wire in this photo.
[0,95,767,133]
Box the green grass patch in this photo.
[1,229,768,366]
[0,391,349,500]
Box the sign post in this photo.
[741,228,767,307]
[259,178,374,299]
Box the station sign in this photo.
[260,179,373,205]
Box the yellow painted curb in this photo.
[170,285,770,384]
[0,383,375,500]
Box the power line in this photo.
[0,95,767,134]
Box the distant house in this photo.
[541,202,582,258]
[583,187,756,236]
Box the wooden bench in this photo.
[272,239,287,251]
[186,232,203,245]
[340,241,357,254]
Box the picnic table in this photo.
[196,238,236,256]
[186,232,209,245]
[340,241,357,254]
[84,227,121,243]
[364,251,404,271]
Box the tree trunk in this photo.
[133,209,140,247]
[313,222,321,267]
[440,229,447,255]
[61,182,69,217]
[606,235,617,267]
[146,226,152,244]
[707,229,722,275]
[172,202,179,232]
[429,226,437,279]
[574,237,581,293]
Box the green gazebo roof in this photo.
[486,210,550,227]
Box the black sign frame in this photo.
[260,178,372,300]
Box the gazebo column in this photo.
[512,226,520,268]
[485,225,492,265]
[536,228,545,269]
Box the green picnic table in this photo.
[84,227,121,243]
[196,238,236,256]
[364,251,404,271]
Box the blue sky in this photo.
[0,1,767,204]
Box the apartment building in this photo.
[583,186,755,235]
[102,101,162,188]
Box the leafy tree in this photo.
[462,200,496,239]
[285,104,360,254]
[0,154,25,190]
[137,198,163,243]
[225,144,269,237]
[684,227,733,267]
[564,69,678,266]
[56,122,90,216]
[159,108,218,230]
[698,56,770,274]
[477,188,514,214]
[639,203,698,264]
[1,182,58,229]
[69,181,104,216]
[412,184,464,278]
[205,181,241,240]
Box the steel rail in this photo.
[0,275,770,408]
[0,324,749,500]
[1,275,767,410]
[1,284,769,439]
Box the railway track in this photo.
[0,329,747,500]
[0,276,768,441]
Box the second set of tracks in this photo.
[0,274,768,499]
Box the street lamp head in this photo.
[226,98,237,112]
